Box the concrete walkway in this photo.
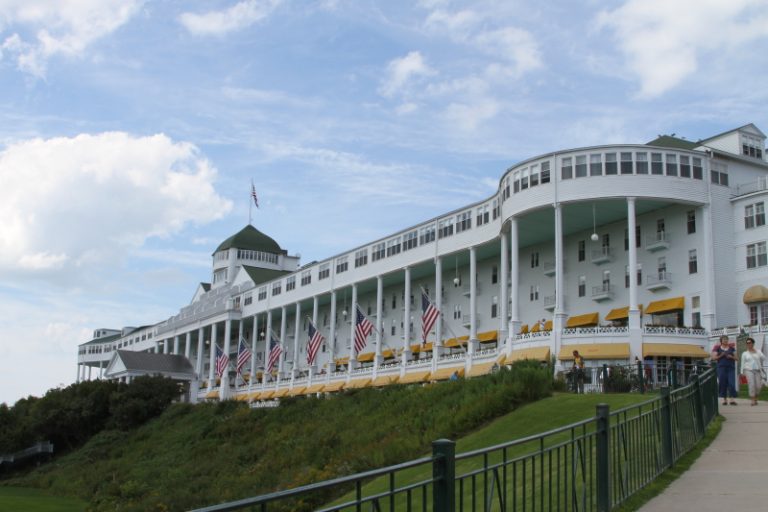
[639,398,768,511]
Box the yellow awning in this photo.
[565,312,600,328]
[467,362,496,377]
[346,378,371,389]
[334,357,350,365]
[304,383,325,394]
[496,353,507,364]
[288,386,306,396]
[399,371,432,384]
[642,343,710,358]
[645,296,685,314]
[372,375,398,387]
[519,324,529,334]
[604,305,643,321]
[259,390,275,400]
[477,330,498,343]
[381,349,395,359]
[744,285,768,304]
[204,390,219,399]
[234,393,250,401]
[323,380,346,392]
[248,391,263,401]
[544,320,552,331]
[509,346,551,362]
[431,367,464,381]
[559,343,630,360]
[444,336,469,348]
[357,352,375,362]
[272,388,290,398]
[410,342,433,353]
[530,322,540,333]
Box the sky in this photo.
[1,0,768,406]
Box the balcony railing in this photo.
[591,283,614,302]
[645,231,671,252]
[646,271,672,291]
[591,247,613,264]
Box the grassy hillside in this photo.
[6,362,555,511]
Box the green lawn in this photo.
[0,487,87,512]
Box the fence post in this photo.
[691,374,705,436]
[596,404,611,512]
[637,359,645,394]
[433,439,455,512]
[669,365,678,389]
[602,364,608,392]
[660,386,673,468]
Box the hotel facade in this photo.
[78,123,768,401]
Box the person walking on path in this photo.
[740,337,765,406]
[713,335,738,405]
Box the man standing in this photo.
[712,335,738,405]
[572,350,585,394]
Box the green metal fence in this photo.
[189,368,718,512]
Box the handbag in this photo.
[739,373,748,385]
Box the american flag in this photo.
[236,337,251,376]
[421,289,440,343]
[266,332,282,373]
[354,305,373,354]
[306,318,325,365]
[215,344,229,378]
[250,182,259,208]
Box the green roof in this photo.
[213,225,284,255]
[646,135,698,150]
[81,333,120,346]
[242,265,292,285]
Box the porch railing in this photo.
[189,367,718,512]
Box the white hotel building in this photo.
[78,123,768,401]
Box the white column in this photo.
[702,203,716,331]
[434,256,443,371]
[509,218,520,334]
[328,290,337,382]
[250,314,259,383]
[265,310,273,383]
[553,203,565,365]
[87,365,92,380]
[278,306,287,380]
[77,363,81,383]
[469,246,478,354]
[220,320,232,398]
[99,360,104,379]
[402,267,412,366]
[375,275,383,365]
[310,296,319,377]
[349,283,358,375]
[293,302,301,381]
[208,322,217,390]
[196,326,204,377]
[154,339,160,354]
[184,332,191,359]
[627,197,643,360]
[500,230,509,351]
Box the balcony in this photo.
[645,232,671,252]
[543,295,556,311]
[591,284,614,302]
[462,283,482,297]
[645,271,672,291]
[591,247,613,265]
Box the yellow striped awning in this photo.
[604,305,643,321]
[304,383,325,394]
[544,320,552,331]
[381,349,395,359]
[372,375,398,387]
[357,352,375,362]
[431,367,464,381]
[645,296,685,314]
[410,342,433,353]
[444,336,469,348]
[477,330,498,343]
[334,357,350,365]
[530,322,540,333]
[559,343,630,360]
[234,393,250,401]
[399,371,432,384]
[565,312,600,328]
[509,346,551,362]
[323,380,346,392]
[272,388,290,398]
[288,386,306,396]
[259,390,275,400]
[519,324,529,334]
[642,343,709,358]
[205,390,219,399]
[346,378,371,389]
[743,285,768,304]
[467,362,496,377]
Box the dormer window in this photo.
[741,133,764,160]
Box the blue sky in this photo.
[1,0,768,405]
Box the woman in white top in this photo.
[740,337,766,406]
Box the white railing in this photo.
[351,367,373,376]
[405,359,432,368]
[734,177,768,197]
[562,326,628,336]
[514,330,552,341]
[643,325,707,336]
[439,352,467,361]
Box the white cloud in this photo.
[179,0,281,36]
[0,132,232,284]
[597,0,768,98]
[0,0,143,77]
[378,51,435,98]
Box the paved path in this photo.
[639,398,768,511]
